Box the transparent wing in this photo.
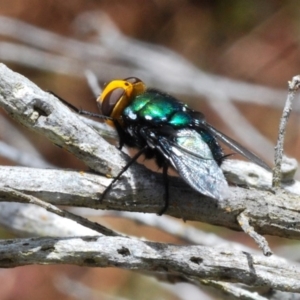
[204,123,271,172]
[156,129,230,201]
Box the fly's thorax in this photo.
[122,91,193,127]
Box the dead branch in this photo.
[0,235,299,293]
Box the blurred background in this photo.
[0,0,299,299]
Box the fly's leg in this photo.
[48,91,112,121]
[100,146,148,201]
[158,162,169,216]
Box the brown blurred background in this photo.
[0,1,300,299]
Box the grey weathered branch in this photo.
[0,64,300,244]
[1,165,300,241]
[0,235,299,293]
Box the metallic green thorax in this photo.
[123,89,192,127]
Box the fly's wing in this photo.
[204,123,272,172]
[157,129,230,201]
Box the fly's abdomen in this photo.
[197,130,224,164]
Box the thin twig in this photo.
[273,75,300,187]
[0,202,99,237]
[0,187,123,237]
[237,211,272,256]
[84,69,102,97]
[200,279,268,300]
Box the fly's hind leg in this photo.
[157,162,169,216]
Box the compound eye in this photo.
[124,77,142,84]
[101,87,125,116]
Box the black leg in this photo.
[100,146,148,201]
[48,91,79,111]
[158,162,169,216]
[48,91,112,121]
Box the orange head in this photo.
[97,77,146,127]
